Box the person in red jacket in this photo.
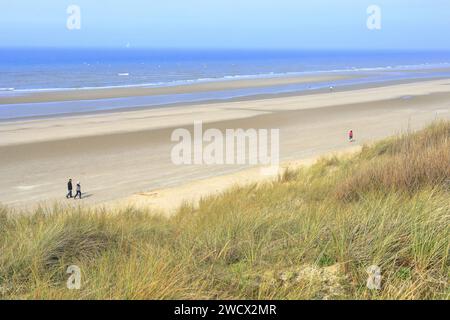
[348,130,354,142]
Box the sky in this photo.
[1,0,449,50]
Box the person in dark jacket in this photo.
[74,181,82,199]
[66,179,73,198]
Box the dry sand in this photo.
[104,146,362,214]
[1,78,449,211]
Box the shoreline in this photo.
[0,73,354,105]
[1,75,448,124]
[3,64,450,99]
[2,66,450,121]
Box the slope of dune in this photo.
[0,121,448,300]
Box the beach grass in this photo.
[0,121,449,300]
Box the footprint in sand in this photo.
[137,192,159,197]
[15,185,38,191]
[14,183,48,191]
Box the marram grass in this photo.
[0,121,449,300]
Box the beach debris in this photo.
[366,265,382,290]
[256,264,347,299]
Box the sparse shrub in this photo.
[278,167,297,183]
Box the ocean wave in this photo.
[3,62,450,94]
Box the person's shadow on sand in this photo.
[71,193,93,200]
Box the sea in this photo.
[1,49,450,119]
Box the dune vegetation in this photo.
[0,121,449,300]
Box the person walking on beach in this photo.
[74,181,82,199]
[348,130,354,142]
[66,179,73,198]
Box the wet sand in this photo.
[0,73,353,105]
[0,78,449,210]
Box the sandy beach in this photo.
[1,78,449,211]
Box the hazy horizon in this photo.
[1,0,449,50]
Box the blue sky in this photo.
[1,0,449,50]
